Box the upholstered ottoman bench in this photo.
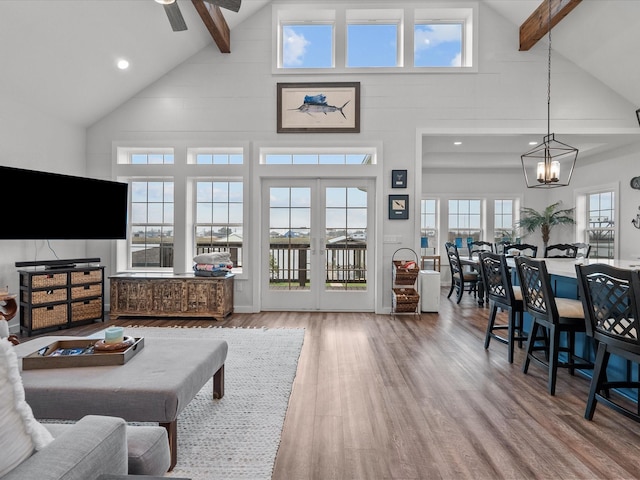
[15,336,228,471]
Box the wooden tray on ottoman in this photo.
[22,337,144,370]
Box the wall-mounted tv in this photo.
[0,166,128,240]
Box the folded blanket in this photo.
[193,252,232,265]
[193,262,233,277]
[193,263,233,272]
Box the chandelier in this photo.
[521,0,578,188]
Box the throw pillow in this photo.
[0,338,54,476]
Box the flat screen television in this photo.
[0,166,128,240]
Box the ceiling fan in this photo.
[155,0,242,32]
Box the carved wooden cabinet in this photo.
[109,273,234,320]
[18,264,105,336]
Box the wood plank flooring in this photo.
[17,289,640,479]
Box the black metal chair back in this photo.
[494,240,511,255]
[467,240,494,260]
[544,243,578,258]
[572,242,592,259]
[575,263,640,421]
[506,243,538,258]
[445,242,478,304]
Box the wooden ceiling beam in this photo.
[192,0,231,53]
[519,0,582,51]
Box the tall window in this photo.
[587,191,615,259]
[420,199,437,252]
[130,181,174,268]
[195,180,244,271]
[494,199,514,244]
[448,199,481,244]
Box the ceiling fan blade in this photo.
[203,0,241,13]
[164,2,188,32]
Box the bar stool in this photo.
[478,252,527,363]
[514,257,594,395]
[576,263,640,422]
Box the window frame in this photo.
[575,185,618,260]
[194,178,245,274]
[272,4,477,74]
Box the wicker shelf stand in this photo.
[391,248,420,316]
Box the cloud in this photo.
[450,52,462,67]
[414,24,461,53]
[283,27,310,66]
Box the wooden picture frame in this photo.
[391,169,407,188]
[277,82,360,133]
[389,195,409,220]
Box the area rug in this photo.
[119,326,305,480]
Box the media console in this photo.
[16,258,105,336]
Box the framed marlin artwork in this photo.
[277,82,360,133]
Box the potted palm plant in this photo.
[516,201,575,251]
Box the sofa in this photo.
[0,336,171,479]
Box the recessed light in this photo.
[117,59,130,70]
[453,141,462,145]
[528,141,538,146]
[155,0,175,4]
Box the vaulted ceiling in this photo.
[1,0,638,140]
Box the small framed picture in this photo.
[391,170,407,188]
[389,195,409,220]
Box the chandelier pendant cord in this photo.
[547,2,552,138]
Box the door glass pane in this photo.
[325,186,367,291]
[269,187,311,290]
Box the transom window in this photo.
[414,22,463,67]
[264,153,373,165]
[275,5,476,72]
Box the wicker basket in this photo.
[393,261,419,285]
[71,284,101,299]
[32,304,68,328]
[392,288,420,313]
[28,273,67,288]
[71,299,102,322]
[24,288,68,305]
[71,270,102,284]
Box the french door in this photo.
[261,178,375,311]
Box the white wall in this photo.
[76,1,639,314]
[0,96,87,332]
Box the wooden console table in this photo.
[109,272,234,320]
[420,255,441,272]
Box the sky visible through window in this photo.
[283,23,462,68]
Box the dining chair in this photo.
[478,252,527,363]
[467,240,494,260]
[544,243,578,258]
[575,263,640,422]
[506,243,538,258]
[514,257,594,395]
[445,242,479,304]
[494,240,512,255]
[572,242,592,259]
